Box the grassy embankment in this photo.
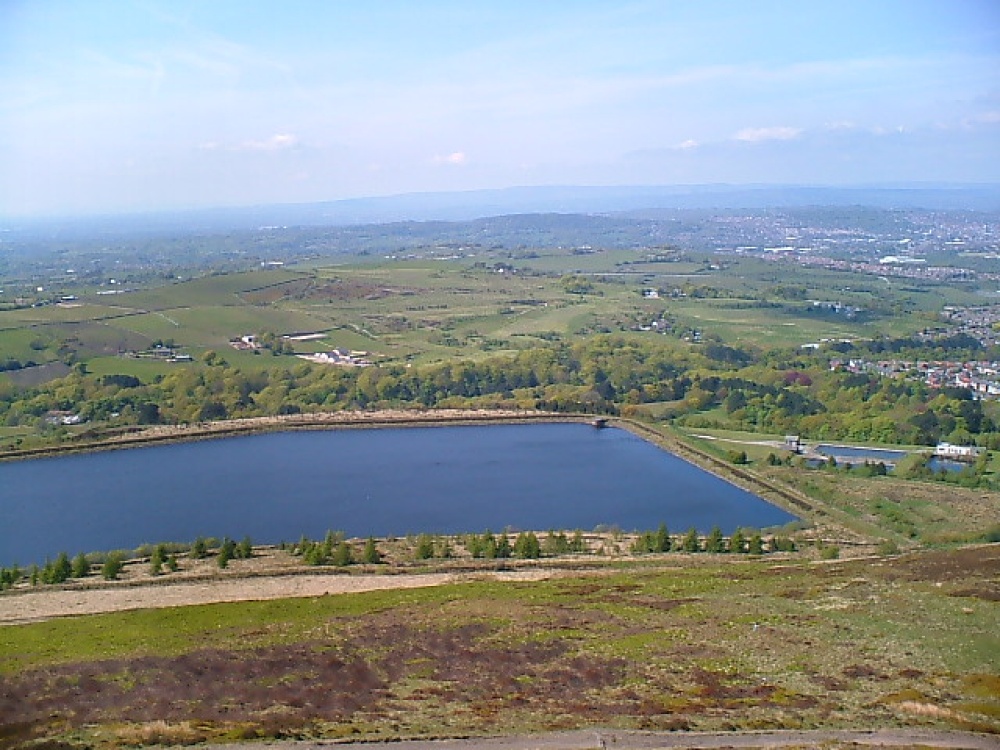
[1,546,997,747]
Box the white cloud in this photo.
[433,151,468,166]
[675,139,699,149]
[734,126,802,143]
[240,133,299,151]
[194,133,300,153]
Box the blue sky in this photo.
[1,0,998,217]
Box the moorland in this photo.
[1,201,998,748]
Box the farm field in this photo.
[0,245,972,377]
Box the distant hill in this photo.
[4,184,999,240]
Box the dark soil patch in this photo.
[886,545,1000,583]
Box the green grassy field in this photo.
[0,247,983,382]
[2,547,997,746]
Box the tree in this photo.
[729,528,746,554]
[770,535,796,552]
[218,537,236,568]
[495,534,512,559]
[480,530,498,559]
[415,534,435,560]
[465,533,484,559]
[631,531,655,554]
[102,553,123,580]
[569,530,586,553]
[150,545,164,575]
[514,531,541,559]
[44,552,73,584]
[191,537,209,559]
[655,523,671,552]
[544,530,570,555]
[726,449,749,465]
[333,541,353,567]
[303,539,328,565]
[705,526,725,553]
[71,554,89,578]
[0,565,21,590]
[362,536,381,564]
[748,533,764,555]
[237,536,253,559]
[682,527,701,553]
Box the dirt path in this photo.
[0,569,564,625]
[199,728,999,749]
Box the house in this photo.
[784,435,802,453]
[933,442,984,460]
[45,410,82,425]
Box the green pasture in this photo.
[112,269,307,311]
[2,550,997,742]
[0,302,136,330]
[82,356,181,380]
[0,327,59,362]
[163,306,333,347]
[667,299,878,346]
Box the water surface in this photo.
[0,423,796,565]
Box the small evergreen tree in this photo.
[705,526,725,553]
[415,533,435,560]
[631,531,655,554]
[481,530,498,559]
[0,565,22,590]
[102,553,123,580]
[770,535,796,552]
[333,540,353,567]
[49,552,73,584]
[191,537,208,559]
[729,528,747,554]
[569,529,586,553]
[682,527,701,553]
[495,534,512,559]
[544,530,570,555]
[150,545,164,575]
[362,536,381,564]
[748,533,764,555]
[166,553,179,572]
[71,553,89,578]
[655,523,672,552]
[237,536,253,559]
[465,533,484,558]
[514,531,541,559]
[218,537,236,568]
[304,540,328,565]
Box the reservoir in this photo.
[815,444,907,462]
[0,423,796,566]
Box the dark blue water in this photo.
[0,424,796,566]
[927,457,967,473]
[816,444,907,461]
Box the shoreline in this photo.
[1,410,823,563]
[0,408,586,462]
[0,405,821,527]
